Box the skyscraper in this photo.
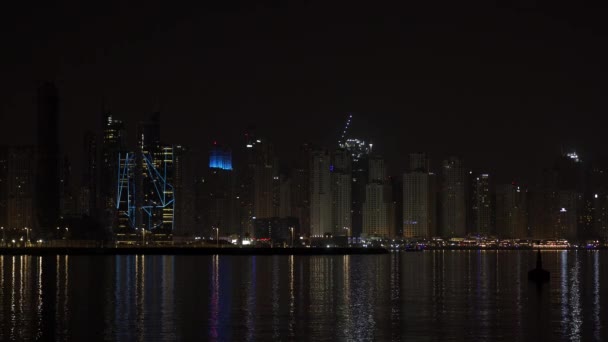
[134,113,175,237]
[403,172,437,238]
[340,138,372,237]
[100,110,126,237]
[471,173,493,235]
[252,139,279,220]
[35,82,60,237]
[80,131,97,217]
[7,147,36,231]
[173,145,196,237]
[0,147,7,230]
[331,148,352,236]
[441,157,466,237]
[495,183,528,238]
[290,144,312,236]
[209,143,233,170]
[310,149,332,237]
[363,155,392,237]
[403,153,436,238]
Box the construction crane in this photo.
[338,113,353,147]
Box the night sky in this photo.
[2,1,608,183]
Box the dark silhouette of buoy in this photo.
[528,249,550,282]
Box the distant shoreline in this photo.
[0,247,389,256]
[0,246,604,256]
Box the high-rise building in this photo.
[340,138,372,237]
[209,143,233,170]
[403,153,436,239]
[174,145,197,237]
[290,144,312,236]
[7,147,36,231]
[59,156,77,218]
[202,165,238,237]
[409,152,430,172]
[80,131,97,217]
[310,149,332,237]
[279,175,292,218]
[35,82,60,237]
[403,172,437,238]
[113,113,175,241]
[363,183,391,237]
[363,155,392,237]
[593,193,608,241]
[471,173,493,235]
[495,183,528,238]
[0,147,8,230]
[252,140,279,220]
[441,157,467,237]
[100,110,126,237]
[331,149,352,236]
[368,155,386,183]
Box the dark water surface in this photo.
[0,251,605,341]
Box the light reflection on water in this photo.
[0,251,606,341]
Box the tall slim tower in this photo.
[80,131,97,217]
[363,155,391,237]
[496,183,528,238]
[8,147,36,231]
[35,82,61,237]
[331,148,352,236]
[100,110,126,237]
[441,156,466,237]
[0,147,7,229]
[310,149,332,237]
[472,173,493,235]
[403,153,436,238]
[290,144,312,236]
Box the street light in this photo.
[289,227,294,248]
[24,227,30,247]
[212,227,219,248]
[343,227,350,246]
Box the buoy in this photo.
[528,249,550,282]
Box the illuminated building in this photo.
[6,147,36,231]
[252,139,279,220]
[114,113,175,241]
[310,149,332,237]
[441,157,466,237]
[403,172,435,238]
[80,131,97,217]
[363,155,391,237]
[199,143,239,237]
[35,82,60,237]
[495,183,528,238]
[331,148,352,236]
[472,173,493,235]
[253,217,299,243]
[289,144,312,236]
[0,147,7,229]
[209,142,232,170]
[173,145,197,237]
[340,137,373,237]
[59,156,77,218]
[403,153,436,239]
[100,110,126,236]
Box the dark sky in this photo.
[1,0,608,184]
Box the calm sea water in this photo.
[0,251,604,341]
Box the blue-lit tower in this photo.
[209,142,233,170]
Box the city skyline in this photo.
[3,1,608,185]
[2,82,608,245]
